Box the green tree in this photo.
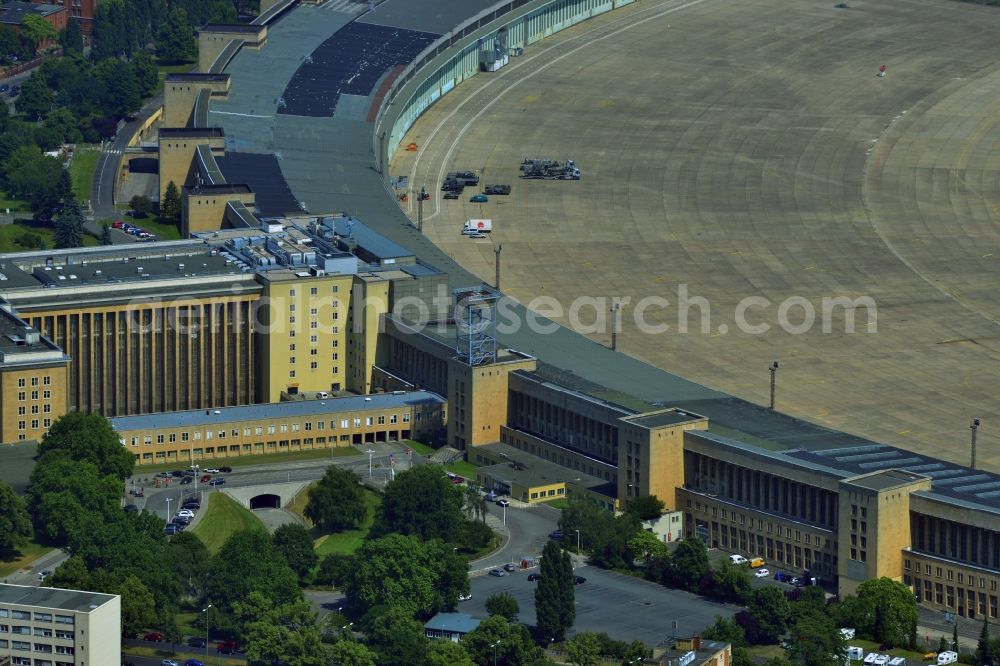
[485,592,519,622]
[38,412,135,480]
[627,530,668,563]
[702,615,747,648]
[59,18,83,54]
[16,72,54,120]
[341,534,468,617]
[365,605,427,665]
[22,14,58,49]
[132,50,159,96]
[161,180,181,224]
[315,552,354,588]
[54,207,83,249]
[305,466,367,533]
[709,559,753,603]
[463,615,546,666]
[535,539,575,642]
[732,647,755,666]
[208,0,238,23]
[566,631,602,666]
[373,465,465,543]
[129,194,152,217]
[205,529,300,616]
[854,577,919,649]
[95,58,141,117]
[955,623,960,652]
[426,639,475,666]
[273,522,318,584]
[239,595,327,666]
[749,586,792,644]
[0,481,33,553]
[168,531,211,597]
[156,7,196,64]
[101,223,112,245]
[786,609,845,666]
[624,494,665,521]
[328,639,377,666]
[26,459,122,544]
[979,616,993,666]
[667,537,710,591]
[118,574,157,638]
[559,495,641,569]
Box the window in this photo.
[310,308,318,315]
[169,433,176,442]
[43,376,50,385]
[268,425,276,434]
[17,378,24,387]
[289,344,296,351]
[310,335,318,343]
[43,405,50,413]
[30,420,38,429]
[280,424,288,433]
[365,417,373,426]
[353,418,361,428]
[30,406,38,415]
[290,370,296,378]
[30,377,38,386]
[310,362,318,369]
[31,391,38,400]
[255,426,263,435]
[17,392,24,401]
[403,413,410,423]
[42,390,50,399]
[289,356,296,364]
[181,432,189,442]
[157,435,164,444]
[310,287,318,295]
[17,407,24,415]
[292,424,300,432]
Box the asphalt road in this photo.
[466,563,740,647]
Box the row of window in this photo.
[905,559,998,590]
[288,365,338,377]
[130,414,415,446]
[2,649,74,666]
[690,498,833,548]
[16,377,52,388]
[0,610,72,624]
[909,577,998,619]
[290,340,340,350]
[18,405,52,416]
[17,391,53,401]
[1,626,72,639]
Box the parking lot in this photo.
[466,563,740,646]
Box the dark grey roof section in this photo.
[0,1,62,25]
[0,584,116,613]
[216,154,300,216]
[226,201,259,228]
[623,410,703,429]
[398,262,441,277]
[358,0,500,33]
[200,23,265,34]
[185,184,252,196]
[424,612,481,634]
[196,145,226,185]
[193,88,211,128]
[166,73,230,83]
[689,430,850,480]
[110,390,444,431]
[787,446,1000,513]
[330,216,412,261]
[160,127,225,138]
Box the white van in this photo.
[728,554,747,565]
[937,651,958,665]
[317,391,329,399]
[845,646,863,661]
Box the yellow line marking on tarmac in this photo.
[983,253,993,259]
[898,430,910,436]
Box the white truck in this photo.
[463,219,492,234]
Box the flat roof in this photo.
[184,184,252,195]
[845,469,929,492]
[622,408,705,430]
[476,442,611,493]
[111,390,445,431]
[329,216,413,260]
[0,584,116,614]
[424,612,480,633]
[165,73,230,83]
[200,23,265,34]
[160,127,225,138]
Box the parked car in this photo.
[188,638,207,648]
[184,659,204,666]
[176,509,194,518]
[0,84,9,93]
[124,504,140,513]
[484,184,511,195]
[496,499,510,507]
[774,572,791,582]
[216,640,239,654]
[527,573,541,581]
[172,516,190,526]
[488,569,505,577]
[144,632,165,642]
[200,475,212,483]
[161,660,180,666]
[443,190,460,199]
[573,576,587,585]
[219,466,232,473]
[209,478,226,486]
[183,502,201,511]
[9,86,19,98]
[458,593,472,602]
[470,194,488,203]
[548,530,563,540]
[503,562,516,572]
[754,568,770,578]
[204,468,221,474]
[164,525,180,535]
[171,470,185,478]
[484,492,498,501]
[38,570,51,579]
[180,476,193,485]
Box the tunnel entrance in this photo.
[250,493,281,509]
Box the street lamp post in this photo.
[165,498,172,523]
[194,463,199,492]
[367,449,375,478]
[491,640,501,666]
[502,502,506,526]
[574,529,581,551]
[768,360,779,410]
[202,604,212,663]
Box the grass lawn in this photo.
[312,489,381,558]
[0,195,29,212]
[747,645,788,660]
[0,219,99,253]
[0,541,53,578]
[406,440,434,456]
[105,209,183,241]
[190,492,264,554]
[445,460,479,479]
[851,639,937,662]
[541,498,570,510]
[131,446,359,477]
[69,145,100,201]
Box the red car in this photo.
[200,475,211,483]
[216,640,238,654]
[112,220,124,229]
[143,632,164,642]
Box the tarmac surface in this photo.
[389,0,1000,470]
